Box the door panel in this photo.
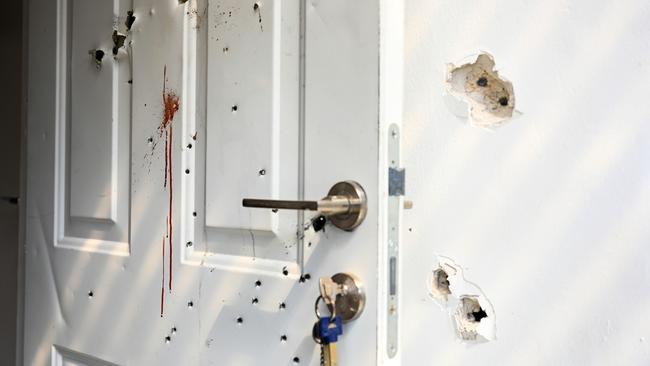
[55,0,132,255]
[181,0,301,268]
[25,1,380,365]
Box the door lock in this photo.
[242,180,367,231]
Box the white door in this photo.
[24,0,385,365]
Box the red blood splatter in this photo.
[161,237,165,317]
[159,66,180,316]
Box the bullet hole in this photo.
[186,241,193,248]
[471,307,488,322]
[279,302,286,310]
[282,267,289,276]
[112,31,127,56]
[89,49,105,69]
[311,215,327,232]
[236,316,244,324]
[253,3,259,11]
[252,297,259,305]
[292,357,300,364]
[280,335,287,342]
[428,256,497,342]
[454,297,489,340]
[87,291,94,298]
[187,301,194,308]
[299,273,311,283]
[147,136,153,144]
[185,169,190,174]
[231,105,238,113]
[192,211,197,217]
[192,132,197,140]
[178,0,189,3]
[258,169,266,176]
[171,326,177,334]
[446,53,516,128]
[431,268,451,300]
[271,209,278,213]
[255,280,262,287]
[127,79,133,84]
[223,47,229,53]
[165,336,171,343]
[187,143,193,149]
[307,241,312,247]
[125,10,136,31]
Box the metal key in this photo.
[317,316,342,366]
[319,277,343,317]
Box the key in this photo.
[319,277,343,315]
[318,316,342,366]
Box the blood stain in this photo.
[159,66,180,316]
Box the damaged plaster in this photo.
[445,53,516,129]
[427,256,496,342]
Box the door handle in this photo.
[242,180,367,231]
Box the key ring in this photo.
[314,295,337,321]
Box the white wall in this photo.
[401,0,650,364]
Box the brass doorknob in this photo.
[242,181,367,231]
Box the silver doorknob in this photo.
[242,180,367,231]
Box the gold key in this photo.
[322,341,337,366]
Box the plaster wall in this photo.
[401,1,650,364]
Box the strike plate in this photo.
[387,124,402,358]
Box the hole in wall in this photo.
[292,357,300,364]
[87,291,94,298]
[427,256,496,342]
[279,302,286,310]
[231,105,238,113]
[431,268,451,300]
[282,267,289,276]
[445,53,517,129]
[454,296,488,341]
[280,334,287,342]
[251,297,259,305]
[187,301,194,308]
[255,280,262,288]
[236,316,244,325]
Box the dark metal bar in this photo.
[242,199,318,211]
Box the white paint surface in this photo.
[402,0,650,365]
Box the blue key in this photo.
[318,315,343,344]
[318,316,342,365]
